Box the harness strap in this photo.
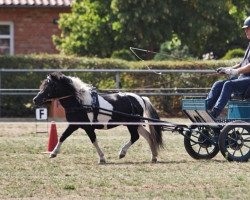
[124,94,137,116]
[91,88,99,122]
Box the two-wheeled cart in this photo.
[175,97,250,162]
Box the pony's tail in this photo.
[142,96,164,150]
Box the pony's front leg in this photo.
[50,142,62,158]
[50,125,78,158]
[84,127,106,164]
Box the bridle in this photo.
[41,77,73,103]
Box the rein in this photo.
[65,104,180,128]
[49,92,179,126]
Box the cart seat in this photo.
[231,86,250,100]
[182,99,217,124]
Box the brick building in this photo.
[0,0,72,55]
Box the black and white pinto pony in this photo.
[33,72,163,163]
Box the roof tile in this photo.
[0,0,72,6]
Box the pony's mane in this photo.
[40,79,48,90]
[69,76,93,105]
[69,76,93,92]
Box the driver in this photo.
[206,16,250,118]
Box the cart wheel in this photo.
[184,126,220,159]
[219,121,250,162]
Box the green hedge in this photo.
[0,55,240,117]
[222,49,245,60]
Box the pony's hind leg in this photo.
[93,140,106,164]
[119,125,139,159]
[138,125,158,163]
[119,141,132,159]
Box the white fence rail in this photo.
[0,68,214,96]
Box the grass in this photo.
[1,120,250,199]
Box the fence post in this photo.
[115,72,121,89]
[0,70,1,117]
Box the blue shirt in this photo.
[239,42,250,78]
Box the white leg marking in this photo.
[119,141,132,159]
[93,140,106,164]
[138,126,158,162]
[50,142,62,158]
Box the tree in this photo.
[54,0,250,58]
[153,35,193,60]
[53,0,115,57]
[111,0,249,58]
[111,0,173,50]
[169,0,247,58]
[54,0,175,57]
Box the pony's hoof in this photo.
[119,150,126,159]
[119,154,126,159]
[151,158,157,163]
[99,159,106,164]
[49,153,57,158]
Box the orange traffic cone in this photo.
[47,121,58,152]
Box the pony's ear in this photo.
[61,74,72,85]
[48,72,72,87]
[49,72,64,81]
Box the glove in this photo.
[224,68,238,76]
[216,67,228,74]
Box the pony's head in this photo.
[33,72,75,106]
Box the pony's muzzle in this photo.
[33,95,43,106]
[33,96,38,105]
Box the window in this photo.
[0,22,14,55]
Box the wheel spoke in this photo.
[206,147,210,155]
[228,139,236,147]
[191,141,199,147]
[198,146,201,154]
[191,138,207,146]
[241,132,250,136]
[228,135,237,142]
[240,148,244,157]
[243,136,250,141]
[233,149,237,156]
[242,143,250,149]
[191,134,200,140]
